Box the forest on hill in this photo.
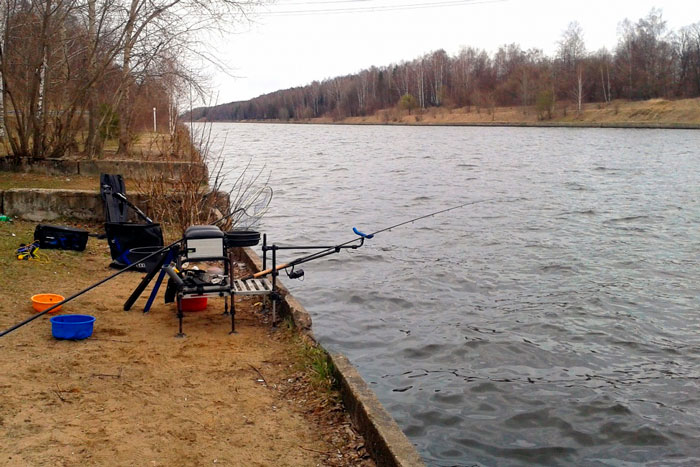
[189,9,700,122]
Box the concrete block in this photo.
[79,160,207,181]
[3,189,102,221]
[0,157,79,175]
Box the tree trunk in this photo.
[600,66,607,103]
[117,0,139,156]
[33,0,52,159]
[577,66,583,113]
[0,30,5,141]
[85,0,98,158]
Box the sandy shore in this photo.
[0,221,373,466]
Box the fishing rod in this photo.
[0,206,253,338]
[111,192,153,224]
[0,239,182,338]
[244,198,496,280]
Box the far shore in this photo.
[206,98,700,130]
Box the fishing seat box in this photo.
[183,225,224,260]
[34,224,89,251]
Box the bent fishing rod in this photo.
[0,206,253,338]
[244,198,497,280]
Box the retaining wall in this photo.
[0,189,151,222]
[0,157,206,180]
[237,247,425,467]
[0,189,229,223]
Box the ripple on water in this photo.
[210,124,700,466]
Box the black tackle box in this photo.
[34,224,89,251]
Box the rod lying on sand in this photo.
[244,198,496,280]
[0,240,181,338]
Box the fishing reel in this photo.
[286,266,304,280]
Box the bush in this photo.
[399,93,418,115]
[536,90,554,120]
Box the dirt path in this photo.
[0,222,373,466]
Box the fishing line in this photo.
[368,198,499,237]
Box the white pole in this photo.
[153,107,156,132]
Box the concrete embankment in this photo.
[0,157,206,180]
[236,247,425,467]
[1,188,115,221]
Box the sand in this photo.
[0,222,373,466]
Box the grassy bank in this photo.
[0,172,97,191]
[304,98,700,128]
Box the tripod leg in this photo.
[123,247,172,311]
[143,248,177,313]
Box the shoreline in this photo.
[197,97,700,130]
[212,120,700,130]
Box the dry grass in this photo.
[0,172,97,191]
[310,97,700,127]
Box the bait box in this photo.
[184,226,224,260]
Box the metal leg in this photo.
[223,253,233,316]
[143,248,178,313]
[123,246,174,311]
[229,294,236,334]
[272,298,277,326]
[262,234,267,270]
[271,246,277,326]
[176,295,185,338]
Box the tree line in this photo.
[190,9,700,122]
[0,0,255,159]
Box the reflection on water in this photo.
[208,123,700,466]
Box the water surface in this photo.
[208,123,700,466]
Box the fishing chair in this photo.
[164,225,234,337]
[101,173,164,271]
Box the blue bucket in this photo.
[50,314,96,340]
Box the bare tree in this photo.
[0,1,6,141]
[558,21,587,112]
[676,23,700,97]
[0,0,261,160]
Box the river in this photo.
[207,123,700,466]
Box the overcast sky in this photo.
[202,0,700,104]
